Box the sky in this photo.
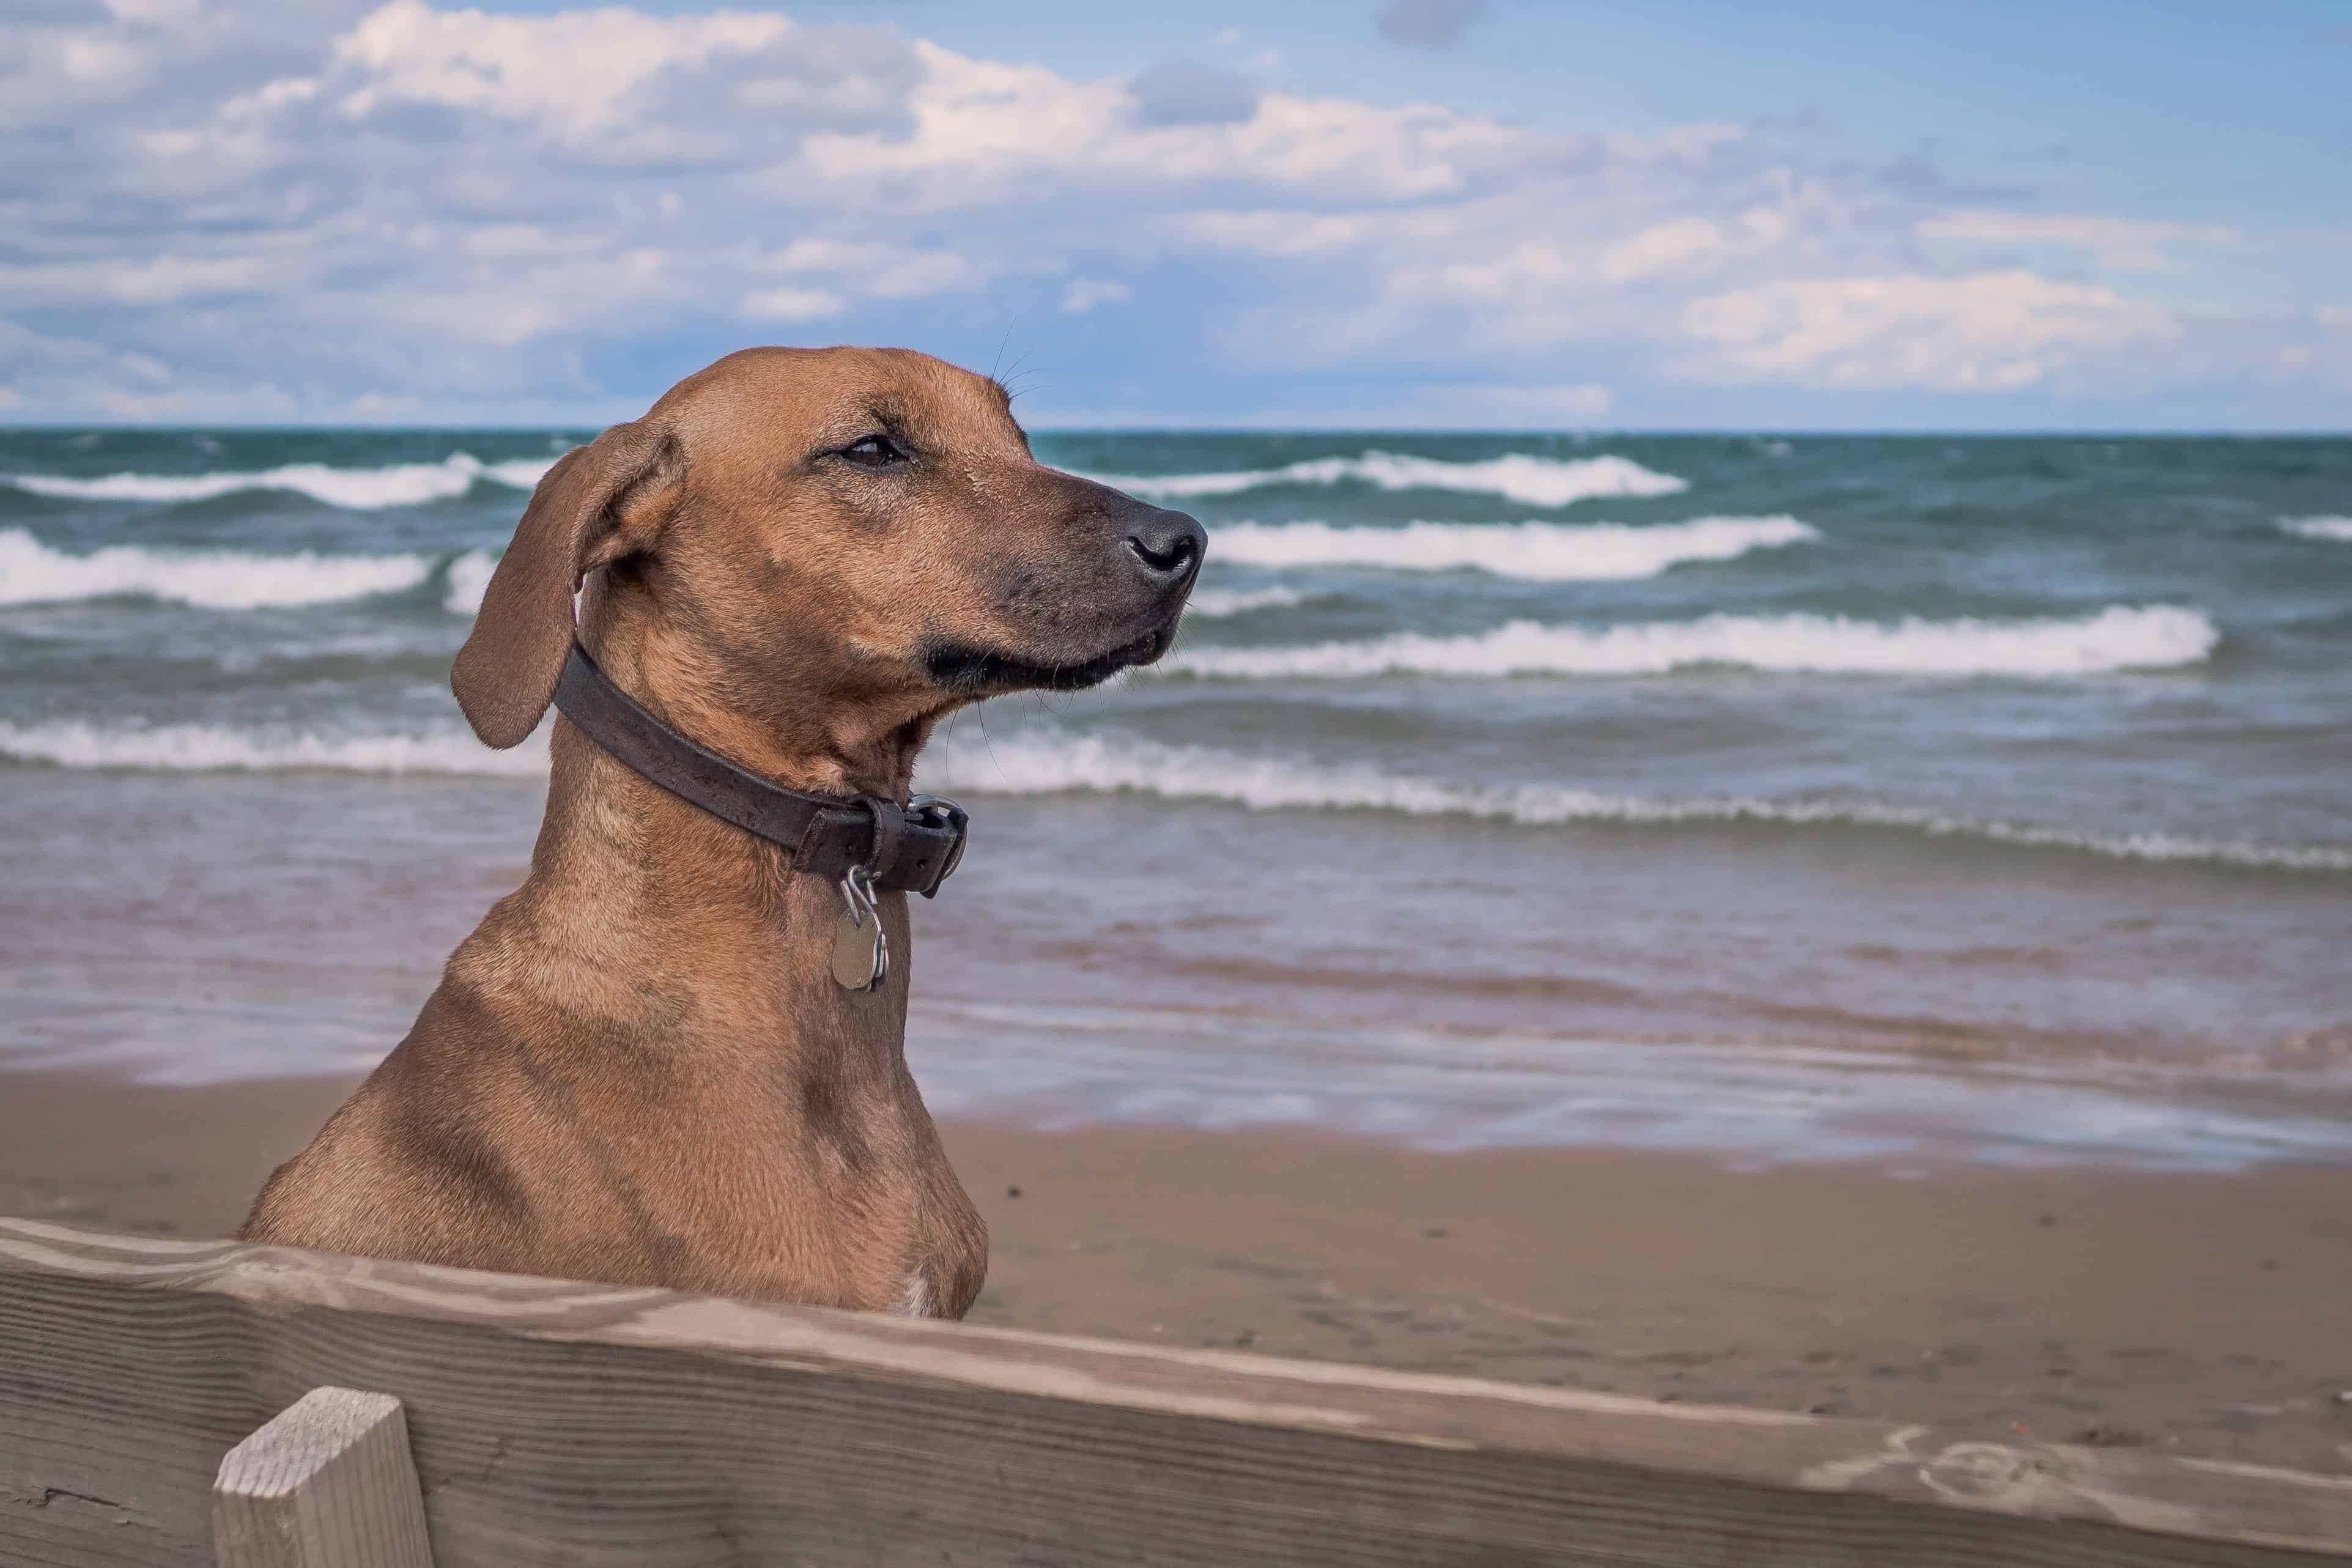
[4,0,2348,429]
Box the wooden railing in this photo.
[4,1215,2350,1566]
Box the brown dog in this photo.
[240,347,1204,1317]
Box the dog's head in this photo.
[451,346,1204,758]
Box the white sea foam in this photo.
[0,720,547,777]
[1169,605,2219,681]
[1185,585,1306,618]
[1211,515,1816,581]
[4,453,555,510]
[0,527,434,610]
[444,548,499,615]
[2280,516,2352,542]
[1094,451,1687,509]
[5,717,2339,871]
[921,732,2352,873]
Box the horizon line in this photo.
[4,421,2351,440]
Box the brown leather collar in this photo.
[552,643,969,898]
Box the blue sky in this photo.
[4,0,2346,428]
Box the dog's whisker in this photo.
[975,704,1005,780]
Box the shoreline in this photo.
[10,761,2351,1178]
[4,1067,2347,1473]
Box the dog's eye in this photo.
[837,434,909,470]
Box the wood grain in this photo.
[213,1388,435,1568]
[4,1215,2350,1567]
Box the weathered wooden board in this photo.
[213,1388,435,1568]
[4,1215,2350,1567]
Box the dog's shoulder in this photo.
[237,979,544,1257]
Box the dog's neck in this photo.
[577,594,942,802]
[483,597,931,1072]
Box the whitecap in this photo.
[484,458,558,490]
[1167,606,2219,681]
[1184,585,1306,618]
[0,720,546,777]
[1210,515,1814,582]
[920,731,2350,874]
[2279,516,2352,543]
[7,716,2339,872]
[443,548,500,616]
[1093,451,1687,509]
[0,527,432,610]
[4,452,555,510]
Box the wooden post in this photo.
[213,1388,435,1568]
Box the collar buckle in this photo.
[904,794,969,899]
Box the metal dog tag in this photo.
[831,867,888,993]
[830,909,886,991]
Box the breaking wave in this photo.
[1210,515,1815,581]
[443,548,499,616]
[0,527,434,610]
[1169,606,2219,681]
[2280,516,2352,543]
[1095,451,1687,509]
[1185,585,1307,617]
[3,453,555,510]
[922,732,2351,873]
[0,720,548,777]
[10,719,2338,873]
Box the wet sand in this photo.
[3,1068,2348,1473]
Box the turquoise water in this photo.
[4,429,2349,1167]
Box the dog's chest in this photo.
[893,1267,937,1318]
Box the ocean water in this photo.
[4,428,2349,1170]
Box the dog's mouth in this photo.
[922,618,1178,696]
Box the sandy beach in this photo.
[6,1067,2346,1476]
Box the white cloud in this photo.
[795,42,1526,207]
[327,0,909,153]
[331,2,785,138]
[344,390,424,418]
[1429,381,1614,421]
[1920,210,2239,272]
[0,0,2342,424]
[1605,210,1789,283]
[1679,271,2176,390]
[740,287,848,322]
[1063,279,1131,314]
[2,254,274,307]
[768,239,981,299]
[1921,211,2236,249]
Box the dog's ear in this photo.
[452,420,681,749]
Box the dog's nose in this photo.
[1123,507,1206,585]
